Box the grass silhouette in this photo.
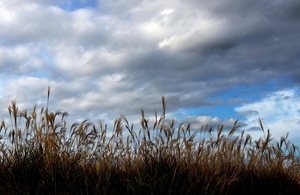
[0,90,299,194]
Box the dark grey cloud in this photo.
[181,115,246,131]
[248,127,262,131]
[237,110,259,117]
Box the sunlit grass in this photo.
[0,91,299,194]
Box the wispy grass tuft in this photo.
[0,93,299,194]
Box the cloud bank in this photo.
[0,0,299,145]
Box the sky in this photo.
[0,0,300,147]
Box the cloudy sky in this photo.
[0,0,300,146]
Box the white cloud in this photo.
[182,115,238,130]
[0,2,18,24]
[157,16,231,52]
[160,8,174,16]
[71,9,95,32]
[235,88,300,143]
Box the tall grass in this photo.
[0,92,299,194]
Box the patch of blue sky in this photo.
[40,47,51,62]
[39,47,56,66]
[170,80,293,121]
[53,0,98,11]
[26,71,50,79]
[215,85,262,102]
[22,47,54,79]
[222,75,293,101]
[124,13,132,21]
[1,75,20,80]
[0,81,5,98]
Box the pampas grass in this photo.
[0,91,299,194]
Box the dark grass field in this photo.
[0,95,299,194]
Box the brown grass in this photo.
[0,90,299,194]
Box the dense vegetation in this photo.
[0,94,299,194]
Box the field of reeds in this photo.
[0,92,299,194]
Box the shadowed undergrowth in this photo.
[0,95,299,194]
